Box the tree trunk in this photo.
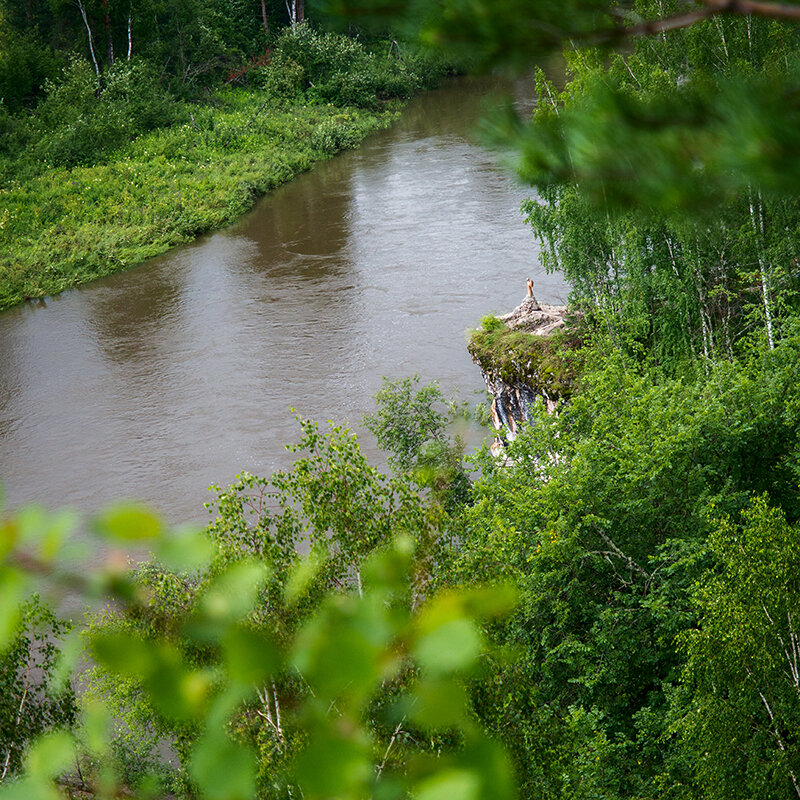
[690,250,713,369]
[260,0,269,34]
[749,193,776,350]
[102,0,114,64]
[285,0,299,24]
[77,0,102,93]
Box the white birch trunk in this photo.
[77,0,101,92]
[749,194,775,350]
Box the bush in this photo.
[258,54,305,100]
[268,24,425,110]
[28,57,184,168]
[479,314,505,332]
[101,60,184,133]
[275,23,365,87]
[0,105,29,158]
[313,68,380,108]
[401,46,467,89]
[310,115,362,153]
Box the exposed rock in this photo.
[471,295,569,444]
[498,297,568,337]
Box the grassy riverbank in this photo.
[0,96,396,309]
[0,25,458,311]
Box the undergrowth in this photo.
[0,96,395,309]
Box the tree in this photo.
[364,375,471,510]
[679,496,800,799]
[0,601,76,781]
[0,420,517,800]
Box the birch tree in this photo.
[680,497,800,800]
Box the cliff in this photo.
[468,295,572,444]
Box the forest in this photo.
[5,0,800,799]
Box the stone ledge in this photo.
[498,296,568,337]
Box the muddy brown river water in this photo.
[0,75,567,525]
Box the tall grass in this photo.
[0,96,395,309]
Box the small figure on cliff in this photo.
[526,278,534,298]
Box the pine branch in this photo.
[697,0,800,22]
[603,0,800,44]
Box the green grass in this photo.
[0,90,398,310]
[468,315,581,399]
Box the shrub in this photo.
[401,46,467,88]
[274,23,364,87]
[480,314,505,332]
[269,24,426,110]
[28,56,184,168]
[0,105,29,158]
[258,54,305,100]
[101,59,184,133]
[310,115,362,153]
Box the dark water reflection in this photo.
[0,74,567,524]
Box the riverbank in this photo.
[0,23,466,312]
[0,94,399,311]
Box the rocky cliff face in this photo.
[468,296,569,445]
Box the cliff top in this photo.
[467,295,577,398]
[498,296,568,337]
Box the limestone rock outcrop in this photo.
[469,295,569,444]
[498,296,569,337]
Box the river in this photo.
[0,75,568,525]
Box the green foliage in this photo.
[478,314,504,333]
[0,599,76,780]
[276,23,366,89]
[0,106,27,157]
[0,422,517,800]
[258,24,439,109]
[365,375,451,473]
[5,338,800,800]
[0,20,61,111]
[443,328,800,798]
[0,0,281,99]
[364,375,471,510]
[515,27,800,368]
[82,419,458,795]
[0,18,463,310]
[678,496,800,799]
[258,53,305,100]
[0,88,396,310]
[492,32,800,211]
[309,113,363,152]
[316,0,613,66]
[7,4,800,799]
[23,57,185,168]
